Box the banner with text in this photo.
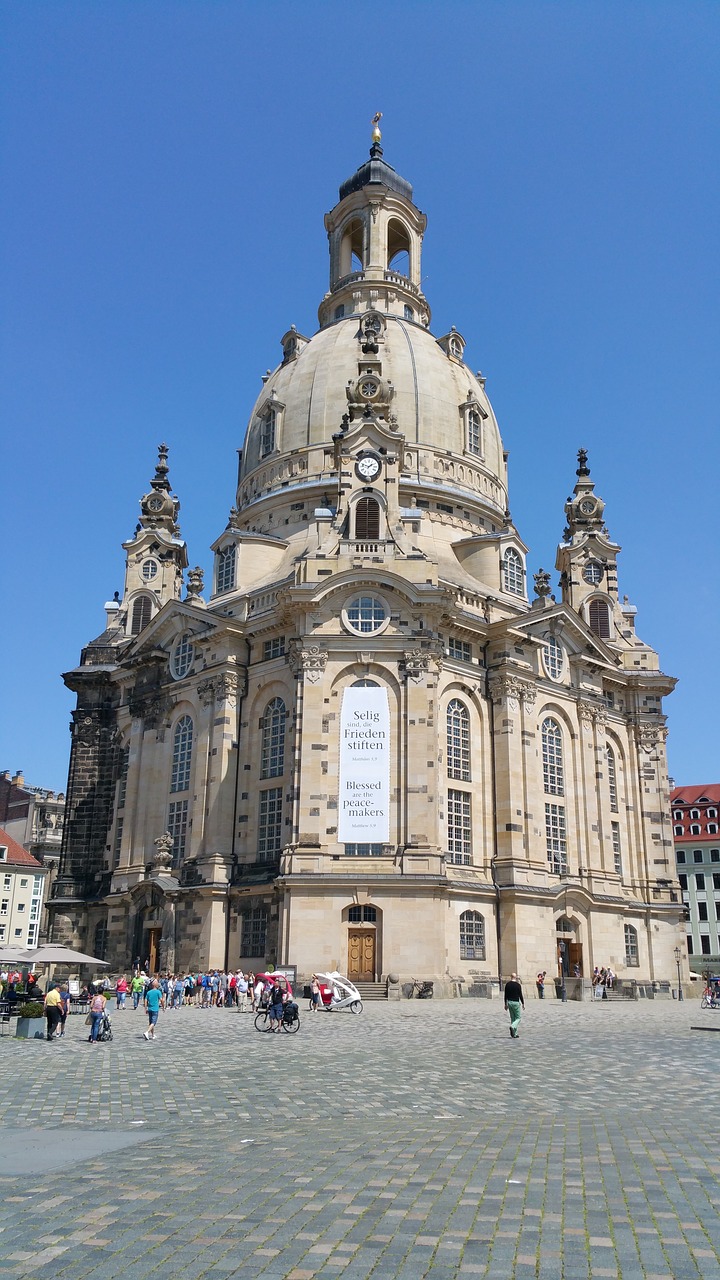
[338,686,390,843]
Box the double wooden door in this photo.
[348,930,375,982]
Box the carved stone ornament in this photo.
[73,713,101,746]
[400,649,428,683]
[533,568,552,599]
[488,675,536,710]
[151,831,174,872]
[197,678,216,707]
[287,641,328,683]
[635,723,663,754]
[216,671,243,705]
[578,700,607,731]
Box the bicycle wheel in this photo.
[349,1000,363,1014]
[254,1011,272,1032]
[701,996,710,1009]
[282,1013,300,1034]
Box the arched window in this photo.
[542,719,564,796]
[355,497,380,541]
[93,918,108,961]
[260,698,286,779]
[170,715,193,793]
[624,924,639,966]
[467,409,482,455]
[387,218,411,275]
[131,595,152,636]
[447,699,471,782]
[588,599,611,639]
[460,910,485,960]
[260,407,276,457]
[503,548,524,596]
[340,218,364,276]
[607,745,618,812]
[403,304,414,321]
[216,544,236,594]
[674,824,683,836]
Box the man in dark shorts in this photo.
[504,972,525,1039]
[268,980,285,1033]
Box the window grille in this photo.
[258,788,283,861]
[467,409,482,455]
[131,595,152,635]
[447,789,472,865]
[260,699,286,779]
[607,745,618,812]
[263,636,286,660]
[543,635,564,680]
[240,905,268,957]
[113,817,124,870]
[344,844,383,856]
[447,700,471,781]
[216,544,236,593]
[612,821,622,876]
[260,408,276,457]
[542,719,564,796]
[167,799,189,865]
[503,548,524,596]
[171,634,194,679]
[545,803,568,874]
[348,905,377,923]
[346,596,386,634]
[170,716,193,793]
[460,910,485,960]
[624,924,639,966]
[448,638,471,662]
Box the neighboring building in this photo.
[49,132,684,991]
[672,784,720,971]
[0,827,48,950]
[0,770,65,941]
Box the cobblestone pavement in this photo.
[1,998,719,1279]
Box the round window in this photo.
[343,595,387,635]
[583,561,603,585]
[542,634,565,681]
[142,559,159,581]
[171,633,194,680]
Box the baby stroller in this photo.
[96,1012,113,1042]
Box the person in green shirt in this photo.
[131,973,146,1010]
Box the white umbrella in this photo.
[24,945,109,967]
[0,946,36,965]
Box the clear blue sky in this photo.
[1,2,718,793]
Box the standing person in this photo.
[268,979,285,1032]
[536,971,546,1000]
[88,988,107,1043]
[44,984,63,1042]
[310,975,321,1012]
[253,975,265,1012]
[131,972,145,1010]
[143,978,162,1041]
[116,974,129,1010]
[58,982,71,1036]
[236,971,248,1012]
[504,972,525,1039]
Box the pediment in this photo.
[510,603,621,669]
[119,599,221,667]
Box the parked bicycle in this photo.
[403,978,434,999]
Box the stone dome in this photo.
[238,313,508,518]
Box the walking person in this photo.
[88,988,107,1043]
[116,974,129,1010]
[236,971,248,1012]
[58,982,71,1036]
[504,972,525,1039]
[310,975,321,1012]
[131,972,145,1009]
[44,984,63,1042]
[536,971,546,1000]
[143,978,162,1041]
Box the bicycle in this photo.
[701,987,720,1009]
[402,978,434,999]
[254,1003,300,1034]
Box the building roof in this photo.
[671,784,720,843]
[0,827,45,869]
[338,144,414,203]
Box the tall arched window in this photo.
[588,599,611,638]
[542,718,564,796]
[355,497,380,541]
[170,716,193,793]
[216,544,236,594]
[131,595,152,636]
[503,548,524,596]
[387,218,411,274]
[94,918,108,961]
[460,910,485,960]
[624,924,639,966]
[607,745,618,812]
[447,699,471,781]
[467,408,482,455]
[260,698,286,779]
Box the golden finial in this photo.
[371,111,382,144]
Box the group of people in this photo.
[592,966,616,989]
[115,970,261,1011]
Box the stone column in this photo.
[399,647,442,855]
[287,643,328,849]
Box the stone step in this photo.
[354,982,388,1001]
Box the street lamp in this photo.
[674,946,683,1002]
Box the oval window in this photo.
[343,596,387,635]
[171,633,194,680]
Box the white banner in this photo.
[338,687,390,843]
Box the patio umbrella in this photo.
[0,946,36,965]
[24,945,109,967]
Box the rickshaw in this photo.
[315,971,363,1014]
[253,973,300,1033]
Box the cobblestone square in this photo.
[1,999,719,1279]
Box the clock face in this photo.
[356,454,381,481]
[359,379,379,399]
[147,496,164,512]
[579,498,595,515]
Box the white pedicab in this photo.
[316,971,364,1014]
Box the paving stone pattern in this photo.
[1,999,719,1279]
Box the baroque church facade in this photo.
[50,134,684,993]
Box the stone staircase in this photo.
[355,981,388,1002]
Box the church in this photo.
[49,128,684,994]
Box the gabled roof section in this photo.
[508,601,621,668]
[0,827,45,869]
[672,784,720,807]
[118,598,222,663]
